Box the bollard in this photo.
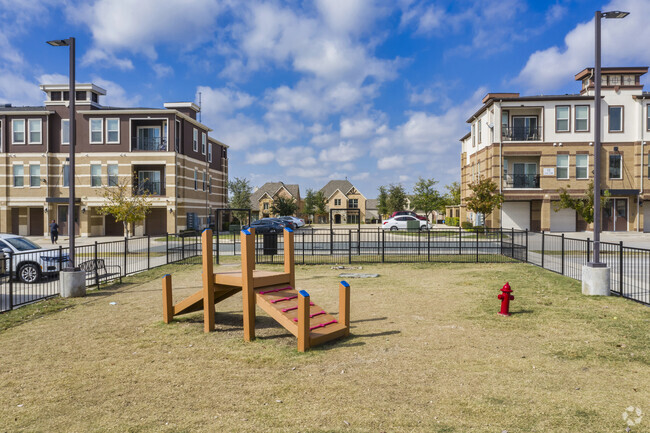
[497,282,514,316]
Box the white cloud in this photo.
[351,172,370,180]
[319,141,365,163]
[92,77,142,107]
[198,86,255,116]
[0,70,43,105]
[153,63,174,78]
[246,151,274,165]
[515,0,650,92]
[378,155,404,170]
[276,146,317,167]
[81,48,134,71]
[38,73,69,85]
[212,113,269,150]
[340,117,381,139]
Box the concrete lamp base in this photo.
[581,264,610,296]
[60,269,86,298]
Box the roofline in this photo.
[0,110,53,116]
[575,66,648,81]
[39,83,107,95]
[163,102,200,112]
[466,95,595,123]
[77,109,213,132]
[459,131,471,141]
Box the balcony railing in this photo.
[502,126,542,141]
[134,180,164,196]
[132,137,167,151]
[503,174,540,189]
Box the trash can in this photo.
[406,220,420,232]
[263,232,278,255]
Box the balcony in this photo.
[134,180,165,196]
[131,137,167,151]
[502,174,540,189]
[502,126,542,142]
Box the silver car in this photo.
[0,234,71,283]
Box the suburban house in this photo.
[459,66,650,232]
[319,180,367,224]
[0,82,228,237]
[250,181,301,219]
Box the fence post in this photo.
[525,229,529,263]
[181,235,185,260]
[560,233,564,275]
[311,227,314,256]
[586,237,590,263]
[357,227,361,256]
[165,232,169,264]
[458,225,462,255]
[147,234,151,270]
[381,228,385,263]
[123,237,128,277]
[348,230,352,264]
[330,227,333,255]
[215,229,220,265]
[427,228,431,262]
[500,227,503,255]
[8,253,13,310]
[511,228,514,259]
[619,241,624,294]
[418,229,421,256]
[541,231,545,268]
[94,241,99,288]
[476,229,479,262]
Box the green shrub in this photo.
[471,225,485,233]
[461,221,473,230]
[445,217,459,226]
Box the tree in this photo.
[387,184,407,214]
[271,196,298,216]
[411,177,443,221]
[465,177,504,226]
[377,186,389,220]
[445,181,461,206]
[228,177,252,225]
[554,180,610,224]
[303,189,316,217]
[314,191,327,222]
[98,177,152,237]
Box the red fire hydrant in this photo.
[498,282,514,316]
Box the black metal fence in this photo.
[1,228,648,313]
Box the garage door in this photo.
[644,205,650,232]
[501,202,530,231]
[550,208,576,232]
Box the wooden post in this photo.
[202,229,215,333]
[284,228,295,288]
[339,281,350,337]
[297,289,310,352]
[162,274,173,323]
[242,228,256,341]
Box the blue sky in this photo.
[1,0,650,199]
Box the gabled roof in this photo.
[250,182,300,207]
[366,199,378,210]
[319,180,355,200]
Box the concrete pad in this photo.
[582,265,610,296]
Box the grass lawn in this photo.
[0,262,648,432]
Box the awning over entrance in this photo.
[602,189,639,196]
[46,197,82,203]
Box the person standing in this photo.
[50,219,59,244]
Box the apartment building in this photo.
[0,83,228,237]
[250,181,301,219]
[460,66,650,232]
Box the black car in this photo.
[242,219,285,234]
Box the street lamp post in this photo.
[47,37,77,270]
[591,11,628,267]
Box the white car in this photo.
[280,216,306,228]
[0,234,70,283]
[382,215,431,231]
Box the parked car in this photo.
[390,210,427,221]
[382,216,431,231]
[279,216,305,228]
[267,217,296,230]
[242,219,285,234]
[0,234,70,283]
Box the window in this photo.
[623,75,635,86]
[556,154,569,179]
[471,124,475,147]
[90,118,103,143]
[202,171,205,191]
[334,199,341,206]
[193,129,198,152]
[194,169,198,190]
[609,106,623,132]
[555,106,570,132]
[477,120,482,143]
[61,119,70,145]
[13,165,24,187]
[575,106,589,132]
[501,110,509,130]
[28,119,42,144]
[609,154,622,179]
[263,202,269,210]
[106,119,119,143]
[208,142,212,163]
[208,175,211,193]
[91,164,102,187]
[76,91,86,101]
[609,75,621,86]
[202,132,206,155]
[51,91,61,101]
[601,75,608,86]
[647,105,650,131]
[12,119,25,144]
[576,154,588,179]
[29,164,40,187]
[349,199,358,208]
[63,164,69,187]
[108,164,118,186]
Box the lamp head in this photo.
[46,39,70,47]
[601,11,629,19]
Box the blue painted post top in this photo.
[241,229,251,235]
[285,227,294,233]
[340,281,350,288]
[299,289,310,297]
[163,274,171,279]
[202,228,211,233]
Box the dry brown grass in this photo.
[0,262,648,432]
